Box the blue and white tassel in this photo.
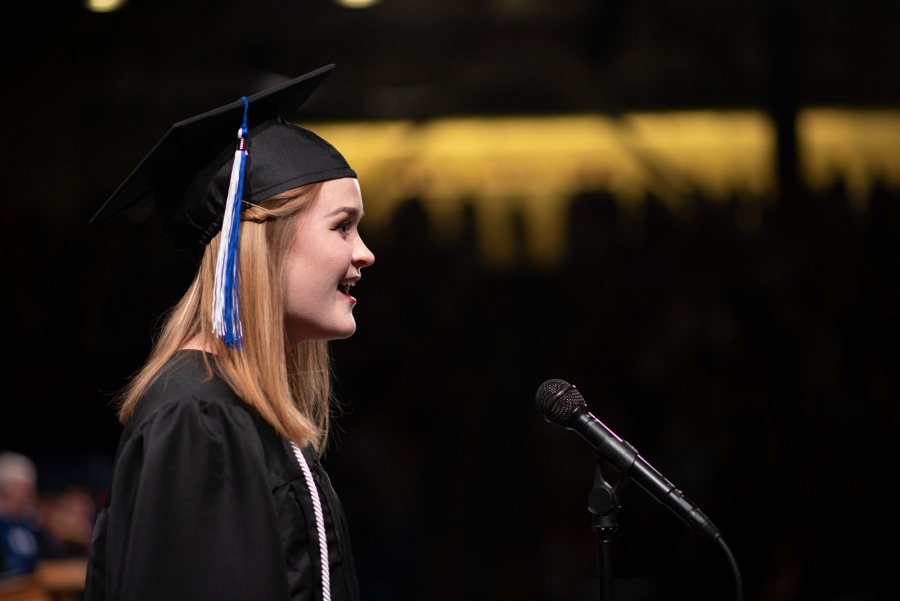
[212,97,250,349]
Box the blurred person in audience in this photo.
[0,451,43,578]
[38,486,97,558]
[84,65,375,601]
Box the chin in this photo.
[329,324,358,340]
[285,312,359,343]
[290,324,358,343]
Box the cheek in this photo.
[282,257,330,309]
[281,234,347,303]
[282,259,311,307]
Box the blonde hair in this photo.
[117,182,333,453]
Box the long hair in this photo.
[117,182,333,453]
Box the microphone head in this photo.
[535,379,587,427]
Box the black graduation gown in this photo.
[84,350,360,601]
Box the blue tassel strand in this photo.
[212,97,250,349]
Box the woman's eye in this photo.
[335,221,352,234]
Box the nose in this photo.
[353,237,375,269]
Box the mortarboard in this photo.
[91,64,357,348]
[90,63,355,254]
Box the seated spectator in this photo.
[0,451,43,578]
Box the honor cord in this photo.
[291,442,331,601]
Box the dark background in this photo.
[2,1,900,600]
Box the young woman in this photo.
[84,65,374,601]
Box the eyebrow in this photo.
[325,206,365,218]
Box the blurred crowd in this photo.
[0,452,96,581]
[327,179,900,601]
[2,177,899,601]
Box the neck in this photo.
[180,335,216,353]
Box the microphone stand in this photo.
[588,457,621,601]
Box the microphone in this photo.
[535,379,721,542]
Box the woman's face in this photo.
[282,177,375,345]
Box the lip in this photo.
[339,278,360,303]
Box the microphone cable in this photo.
[717,536,744,601]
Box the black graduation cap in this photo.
[90,63,356,259]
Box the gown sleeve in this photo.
[100,396,291,601]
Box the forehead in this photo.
[313,177,362,211]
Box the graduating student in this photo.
[85,64,375,601]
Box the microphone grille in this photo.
[535,379,586,426]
